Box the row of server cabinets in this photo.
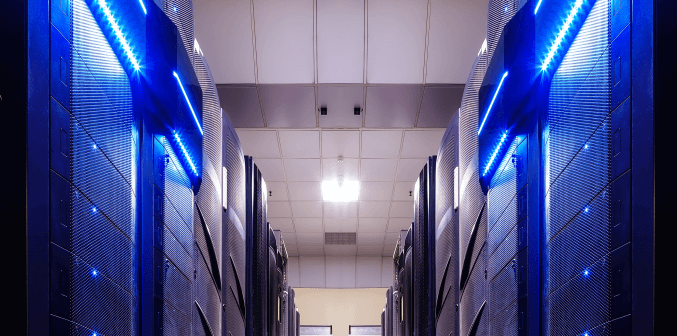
[381,0,655,335]
[15,0,300,335]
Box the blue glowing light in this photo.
[173,132,198,175]
[584,143,588,149]
[483,131,509,176]
[93,144,97,149]
[584,333,589,336]
[478,71,509,136]
[584,206,589,212]
[173,72,204,135]
[96,0,140,71]
[138,0,147,14]
[92,269,98,276]
[534,0,543,14]
[92,207,97,213]
[541,0,585,71]
[583,269,590,276]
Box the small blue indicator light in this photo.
[534,0,543,14]
[483,131,509,176]
[584,143,588,149]
[92,269,98,276]
[584,333,589,336]
[584,207,589,213]
[478,71,509,136]
[173,132,199,175]
[93,144,97,149]
[173,72,204,135]
[96,0,141,71]
[173,6,177,12]
[583,269,589,276]
[541,0,585,71]
[138,0,147,15]
[92,207,97,213]
[504,5,508,12]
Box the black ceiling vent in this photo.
[319,107,327,115]
[354,107,361,115]
[324,232,357,245]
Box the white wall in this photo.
[287,256,394,288]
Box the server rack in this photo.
[434,113,459,336]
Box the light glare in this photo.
[96,0,140,70]
[173,72,204,135]
[322,180,359,202]
[541,0,585,71]
[478,71,509,136]
[483,131,510,176]
[173,132,198,176]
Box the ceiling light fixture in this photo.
[322,179,359,202]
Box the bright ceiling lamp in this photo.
[322,180,359,202]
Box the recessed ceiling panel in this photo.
[367,0,428,83]
[269,217,294,232]
[365,86,421,127]
[259,85,316,127]
[393,181,416,201]
[317,0,364,83]
[284,159,322,181]
[218,86,264,127]
[416,86,464,128]
[360,182,394,201]
[253,0,314,83]
[317,86,364,128]
[358,201,391,217]
[265,181,289,201]
[287,182,322,201]
[387,218,412,232]
[268,201,293,217]
[279,130,321,158]
[324,202,358,218]
[294,218,324,232]
[254,158,286,181]
[384,232,401,252]
[235,129,281,158]
[357,233,386,245]
[324,245,358,257]
[298,245,325,255]
[323,158,360,181]
[194,0,255,83]
[389,201,414,217]
[321,130,360,158]
[360,159,398,181]
[291,201,324,217]
[324,218,358,232]
[426,0,489,83]
[400,130,446,158]
[297,232,325,245]
[283,234,298,245]
[395,158,427,181]
[358,218,388,232]
[361,130,403,158]
[358,245,385,255]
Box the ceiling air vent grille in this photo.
[324,232,357,245]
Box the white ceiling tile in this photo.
[193,0,255,83]
[387,218,412,232]
[290,201,323,217]
[286,245,299,256]
[254,158,286,181]
[384,232,401,249]
[365,86,422,127]
[358,201,391,217]
[426,0,489,84]
[389,201,414,217]
[358,245,385,255]
[294,218,324,233]
[324,245,358,256]
[219,87,264,127]
[367,0,428,83]
[396,158,427,181]
[259,85,316,127]
[298,245,325,255]
[360,182,394,201]
[323,158,359,181]
[283,235,298,245]
[268,202,293,217]
[324,218,358,232]
[296,232,325,245]
[358,218,388,232]
[317,0,364,83]
[266,181,289,201]
[317,86,364,128]
[279,131,321,158]
[393,181,416,201]
[361,131,403,158]
[400,130,446,158]
[360,159,398,181]
[253,0,314,83]
[269,217,294,232]
[324,202,358,218]
[288,182,322,201]
[357,233,385,245]
[321,130,360,158]
[284,159,322,181]
[417,86,463,128]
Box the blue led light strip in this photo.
[483,131,509,176]
[96,0,140,71]
[138,0,147,14]
[173,72,204,135]
[540,0,585,71]
[478,71,508,136]
[173,132,198,175]
[534,0,543,14]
